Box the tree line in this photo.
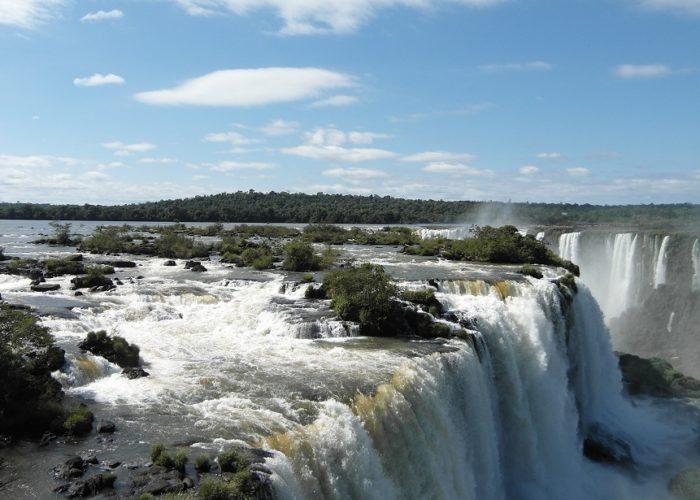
[0,191,698,227]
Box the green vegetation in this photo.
[195,455,211,473]
[34,221,78,246]
[400,288,443,316]
[323,264,399,336]
[198,468,263,500]
[240,246,274,270]
[617,353,700,398]
[282,240,320,271]
[217,448,250,473]
[0,304,65,437]
[45,258,85,276]
[78,330,140,368]
[2,191,698,228]
[404,225,579,274]
[519,264,544,279]
[150,443,167,462]
[155,230,210,259]
[174,450,188,473]
[63,404,94,435]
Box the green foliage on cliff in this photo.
[0,305,65,436]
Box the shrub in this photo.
[195,455,211,473]
[217,449,250,473]
[199,477,239,500]
[323,264,399,336]
[139,494,157,500]
[64,404,94,435]
[49,221,73,246]
[78,331,140,368]
[240,246,274,270]
[301,274,314,283]
[44,258,85,276]
[519,264,543,279]
[282,240,319,271]
[156,230,210,259]
[81,226,131,254]
[150,443,166,462]
[174,450,188,473]
[154,449,175,469]
[400,288,443,315]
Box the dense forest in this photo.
[1,191,698,227]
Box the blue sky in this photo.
[0,0,698,205]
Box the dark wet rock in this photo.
[105,260,137,268]
[97,420,116,434]
[54,456,85,479]
[79,331,140,368]
[428,279,439,289]
[0,435,12,449]
[130,465,184,496]
[190,263,207,272]
[163,260,177,266]
[71,275,114,291]
[46,346,66,371]
[182,477,195,489]
[67,254,83,262]
[583,425,633,464]
[669,466,700,500]
[82,455,99,465]
[31,283,61,292]
[136,275,144,280]
[122,367,149,379]
[74,291,83,296]
[31,277,46,285]
[107,461,121,469]
[618,353,700,398]
[65,473,116,498]
[114,278,124,286]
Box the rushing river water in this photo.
[1,220,699,499]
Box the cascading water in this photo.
[558,232,581,263]
[605,233,639,320]
[265,279,692,500]
[653,235,670,288]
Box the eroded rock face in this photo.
[583,425,633,464]
[618,353,700,398]
[669,467,700,500]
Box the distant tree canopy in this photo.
[0,191,698,228]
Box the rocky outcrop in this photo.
[122,367,150,379]
[31,283,60,292]
[669,467,700,500]
[617,353,700,398]
[583,425,633,464]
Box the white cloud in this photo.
[173,0,505,35]
[613,64,671,79]
[204,161,275,172]
[423,162,494,176]
[0,154,78,168]
[96,161,125,170]
[536,152,562,159]
[479,61,553,73]
[302,183,374,195]
[635,0,700,15]
[566,167,590,176]
[81,9,124,22]
[261,119,300,136]
[348,131,391,144]
[0,0,65,29]
[138,157,178,164]
[310,95,359,107]
[74,73,125,87]
[323,168,388,179]
[134,67,354,107]
[402,151,476,163]
[204,131,259,145]
[84,170,109,180]
[282,145,397,162]
[304,127,388,146]
[102,141,156,156]
[519,165,540,176]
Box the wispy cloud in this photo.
[204,131,259,145]
[311,95,359,107]
[519,165,540,176]
[173,0,506,36]
[134,67,354,107]
[282,127,396,162]
[102,141,156,156]
[613,64,671,78]
[402,151,476,163]
[138,157,178,164]
[479,61,553,73]
[423,162,494,177]
[566,167,590,176]
[536,152,562,159]
[389,103,493,123]
[261,119,300,136]
[204,161,275,172]
[0,0,65,29]
[323,168,388,179]
[0,154,79,168]
[74,73,125,87]
[81,9,124,22]
[635,0,700,16]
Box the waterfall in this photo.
[558,232,581,263]
[536,231,545,241]
[692,239,700,292]
[267,280,684,500]
[653,236,670,288]
[605,233,639,320]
